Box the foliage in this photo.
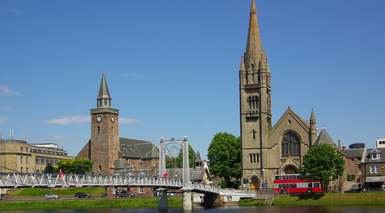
[166,144,197,168]
[43,163,56,174]
[208,132,241,188]
[300,144,344,191]
[56,159,92,174]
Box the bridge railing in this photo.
[0,173,255,198]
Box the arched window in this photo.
[281,132,300,157]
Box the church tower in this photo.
[90,74,120,175]
[240,0,272,187]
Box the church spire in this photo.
[310,109,317,123]
[244,0,263,66]
[97,74,112,108]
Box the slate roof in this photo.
[343,148,364,159]
[315,129,336,146]
[364,148,385,163]
[98,74,111,99]
[119,138,159,159]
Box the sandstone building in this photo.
[0,140,72,173]
[239,0,334,189]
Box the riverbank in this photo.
[0,197,182,211]
[239,192,385,207]
[7,187,106,197]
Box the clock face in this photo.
[111,117,115,122]
[96,116,102,122]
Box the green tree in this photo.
[208,132,241,188]
[56,159,92,174]
[301,144,345,191]
[43,163,56,174]
[166,145,197,168]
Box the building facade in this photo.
[77,75,120,175]
[77,75,160,177]
[0,140,72,173]
[240,0,324,189]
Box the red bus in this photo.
[273,174,322,194]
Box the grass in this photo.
[239,199,265,206]
[273,192,385,206]
[0,197,182,210]
[8,187,106,197]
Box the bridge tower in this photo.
[159,136,192,211]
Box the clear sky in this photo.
[1,0,384,158]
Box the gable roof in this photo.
[119,138,159,159]
[272,107,310,133]
[315,129,336,146]
[344,148,364,159]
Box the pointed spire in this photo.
[97,74,112,108]
[310,109,316,123]
[245,0,263,66]
[239,56,245,71]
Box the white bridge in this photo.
[0,137,257,210]
[0,173,255,198]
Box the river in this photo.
[3,207,385,213]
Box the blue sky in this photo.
[1,0,384,158]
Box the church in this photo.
[239,0,335,189]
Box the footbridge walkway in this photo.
[0,173,256,209]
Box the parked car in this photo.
[167,192,176,197]
[74,192,90,199]
[115,190,135,198]
[45,193,59,199]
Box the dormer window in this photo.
[369,149,381,160]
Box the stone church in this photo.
[240,0,333,189]
[77,75,159,176]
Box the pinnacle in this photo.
[98,74,111,100]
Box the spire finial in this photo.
[245,0,263,66]
[97,74,112,108]
[310,108,316,123]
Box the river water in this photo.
[3,207,385,213]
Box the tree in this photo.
[301,144,344,191]
[208,132,241,188]
[43,163,56,174]
[166,144,197,168]
[56,159,93,174]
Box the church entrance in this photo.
[283,165,298,174]
[250,175,260,190]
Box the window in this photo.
[370,165,379,174]
[281,132,300,157]
[370,152,381,160]
[247,95,259,110]
[20,156,23,164]
[139,187,144,194]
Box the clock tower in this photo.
[90,74,120,175]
